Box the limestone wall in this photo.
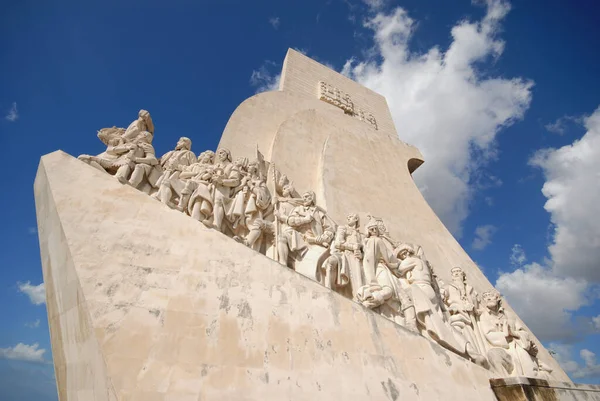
[35,156,118,401]
[35,151,500,400]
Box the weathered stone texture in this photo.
[36,151,499,400]
[491,377,600,401]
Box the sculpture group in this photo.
[78,110,554,380]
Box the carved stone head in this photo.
[482,291,502,311]
[198,150,215,164]
[216,148,232,163]
[451,266,466,282]
[282,184,294,197]
[365,216,381,238]
[247,161,259,175]
[234,157,249,170]
[136,131,153,144]
[347,213,359,227]
[301,191,316,206]
[395,243,415,260]
[176,137,192,151]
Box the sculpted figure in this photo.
[182,150,216,221]
[78,127,132,174]
[479,291,551,378]
[231,160,274,250]
[123,109,154,141]
[443,267,486,354]
[271,183,301,265]
[274,191,334,269]
[317,213,364,295]
[396,244,485,365]
[116,131,161,193]
[153,137,197,207]
[111,131,160,192]
[210,148,241,232]
[356,217,417,331]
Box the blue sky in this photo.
[1,0,600,398]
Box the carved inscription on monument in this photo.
[318,81,378,130]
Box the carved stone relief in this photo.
[317,81,378,130]
[78,109,554,380]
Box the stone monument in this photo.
[35,49,600,400]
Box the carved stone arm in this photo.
[135,153,159,166]
[106,143,131,156]
[287,214,312,227]
[397,258,417,276]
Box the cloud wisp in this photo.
[0,343,46,363]
[269,17,280,30]
[544,115,582,135]
[249,61,281,94]
[25,319,41,329]
[18,282,46,305]
[342,0,533,236]
[471,224,497,251]
[5,102,18,122]
[550,343,600,380]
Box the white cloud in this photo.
[0,343,46,363]
[269,17,280,30]
[18,282,46,305]
[549,343,580,374]
[471,224,497,250]
[496,262,589,341]
[593,315,600,331]
[509,243,526,267]
[25,319,41,328]
[576,349,600,379]
[342,0,533,235]
[5,102,18,122]
[362,0,387,11]
[496,106,600,344]
[544,115,581,135]
[250,61,281,94]
[549,344,600,380]
[530,106,600,283]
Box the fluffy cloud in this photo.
[249,61,281,94]
[18,282,46,305]
[471,224,497,250]
[0,343,46,363]
[550,344,600,380]
[530,106,600,283]
[496,263,589,341]
[342,0,532,235]
[496,108,600,345]
[5,102,18,122]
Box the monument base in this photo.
[490,377,600,401]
